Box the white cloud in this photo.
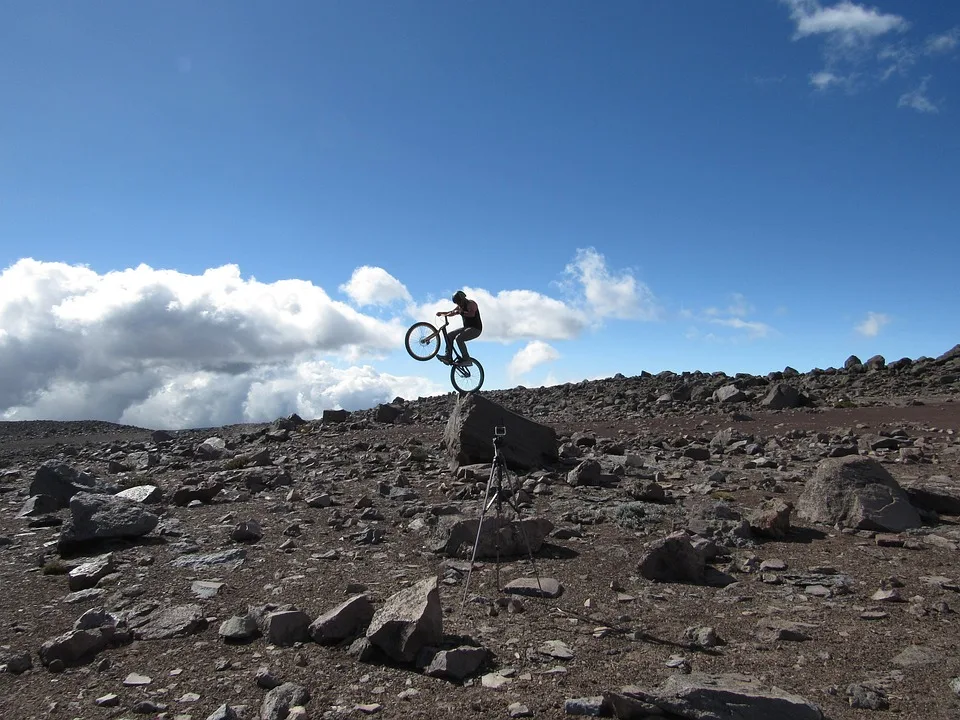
[562,247,660,321]
[898,76,939,113]
[0,259,428,428]
[925,27,960,55]
[855,311,890,337]
[785,1,908,42]
[708,317,773,339]
[339,265,412,307]
[508,341,560,380]
[810,70,843,89]
[411,289,589,343]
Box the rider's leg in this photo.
[455,328,481,360]
[441,329,462,361]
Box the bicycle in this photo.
[404,316,485,394]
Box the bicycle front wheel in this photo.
[451,358,484,393]
[405,322,440,361]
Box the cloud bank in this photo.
[0,248,661,428]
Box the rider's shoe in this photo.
[438,354,452,365]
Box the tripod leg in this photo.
[497,462,546,596]
[459,463,496,610]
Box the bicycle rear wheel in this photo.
[405,322,440,361]
[451,358,484,393]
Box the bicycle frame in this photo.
[430,316,466,364]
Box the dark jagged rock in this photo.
[444,394,558,471]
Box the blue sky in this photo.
[1,1,958,427]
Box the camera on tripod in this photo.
[493,425,506,447]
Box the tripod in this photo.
[460,427,545,609]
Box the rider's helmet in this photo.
[452,290,467,305]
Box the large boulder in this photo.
[29,461,116,508]
[760,384,808,410]
[796,457,922,532]
[431,515,554,559]
[57,493,159,552]
[444,394,557,471]
[365,576,443,664]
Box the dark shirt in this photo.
[461,300,482,330]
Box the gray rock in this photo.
[173,479,223,506]
[57,493,159,551]
[761,384,806,410]
[366,576,443,664]
[196,437,228,460]
[67,553,115,591]
[503,577,563,598]
[132,604,206,640]
[39,629,108,667]
[30,461,115,508]
[0,650,33,674]
[682,626,721,648]
[444,393,558,471]
[309,594,374,645]
[563,697,610,716]
[265,610,310,646]
[714,384,747,404]
[847,683,889,710]
[260,682,310,720]
[748,499,793,539]
[637,531,706,584]
[904,475,960,516]
[232,519,263,543]
[796,456,922,532]
[431,515,554,559]
[219,614,260,642]
[423,646,489,680]
[606,672,824,720]
[191,581,225,599]
[16,494,60,518]
[115,485,162,504]
[172,548,247,571]
[567,459,602,487]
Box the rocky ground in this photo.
[1,346,959,720]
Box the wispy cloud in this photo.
[780,1,955,108]
[898,76,939,114]
[925,27,960,55]
[684,293,775,342]
[877,42,917,80]
[855,311,891,337]
[708,317,773,339]
[508,341,560,380]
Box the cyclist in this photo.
[437,290,482,364]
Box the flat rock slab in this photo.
[172,549,247,571]
[607,672,824,720]
[192,581,225,599]
[133,604,206,640]
[503,577,563,598]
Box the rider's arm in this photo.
[461,301,478,317]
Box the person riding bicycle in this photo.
[437,290,482,364]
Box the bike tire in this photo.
[405,322,440,361]
[451,358,484,394]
